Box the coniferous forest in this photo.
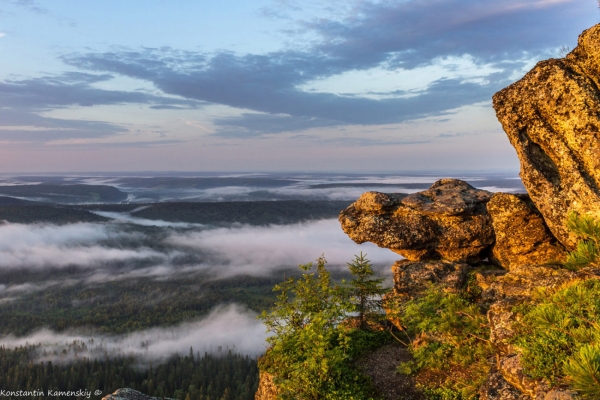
[0,345,258,400]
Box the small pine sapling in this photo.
[346,252,388,329]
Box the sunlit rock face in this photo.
[338,179,494,263]
[493,23,600,249]
[487,193,566,270]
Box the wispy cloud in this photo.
[59,0,594,137]
[91,211,204,228]
[0,222,167,269]
[166,219,400,276]
[0,73,204,142]
[0,304,268,363]
[5,0,48,14]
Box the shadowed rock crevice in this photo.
[525,139,561,188]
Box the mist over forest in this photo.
[0,172,522,398]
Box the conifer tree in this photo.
[259,256,353,399]
[346,252,387,329]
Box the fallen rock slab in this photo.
[339,179,494,262]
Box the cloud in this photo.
[213,114,342,137]
[166,219,400,276]
[64,51,505,136]
[304,0,590,69]
[46,139,186,149]
[0,222,167,269]
[90,211,205,228]
[0,72,202,110]
[60,0,595,137]
[5,0,47,14]
[0,304,268,363]
[0,72,203,142]
[0,106,130,143]
[0,217,399,286]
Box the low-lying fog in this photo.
[0,172,525,203]
[0,216,399,361]
[0,171,524,364]
[0,218,398,277]
[1,304,267,364]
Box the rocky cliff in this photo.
[249,23,600,400]
[493,24,600,249]
[327,23,600,400]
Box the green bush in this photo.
[565,212,600,270]
[510,212,600,397]
[563,344,600,398]
[513,279,600,395]
[394,287,492,399]
[259,256,389,400]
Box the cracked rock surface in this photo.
[493,23,600,249]
[339,179,494,263]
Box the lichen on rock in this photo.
[493,24,600,249]
[487,193,566,270]
[339,179,494,263]
[391,259,471,299]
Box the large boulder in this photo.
[339,179,494,262]
[481,265,598,400]
[493,24,600,249]
[487,193,566,270]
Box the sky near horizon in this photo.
[0,0,597,173]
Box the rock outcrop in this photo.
[391,259,471,299]
[487,193,566,270]
[482,265,598,399]
[478,370,528,400]
[339,179,494,262]
[493,24,600,249]
[258,23,600,400]
[102,389,174,400]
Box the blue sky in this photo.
[0,0,597,173]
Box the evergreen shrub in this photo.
[512,212,600,397]
[259,255,390,400]
[394,288,492,400]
